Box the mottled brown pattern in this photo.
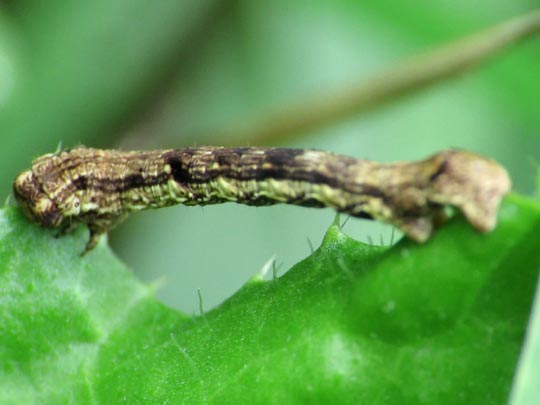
[13,146,511,254]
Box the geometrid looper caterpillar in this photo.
[13,146,511,254]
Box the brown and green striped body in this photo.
[13,146,510,253]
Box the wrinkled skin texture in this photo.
[13,147,511,253]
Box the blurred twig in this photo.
[197,9,540,146]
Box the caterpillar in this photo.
[13,146,510,253]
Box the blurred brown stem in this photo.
[191,9,540,146]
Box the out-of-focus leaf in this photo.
[0,0,221,197]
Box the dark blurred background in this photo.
[1,1,539,313]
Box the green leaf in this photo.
[510,276,540,405]
[1,194,539,403]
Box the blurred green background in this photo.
[1,1,539,313]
